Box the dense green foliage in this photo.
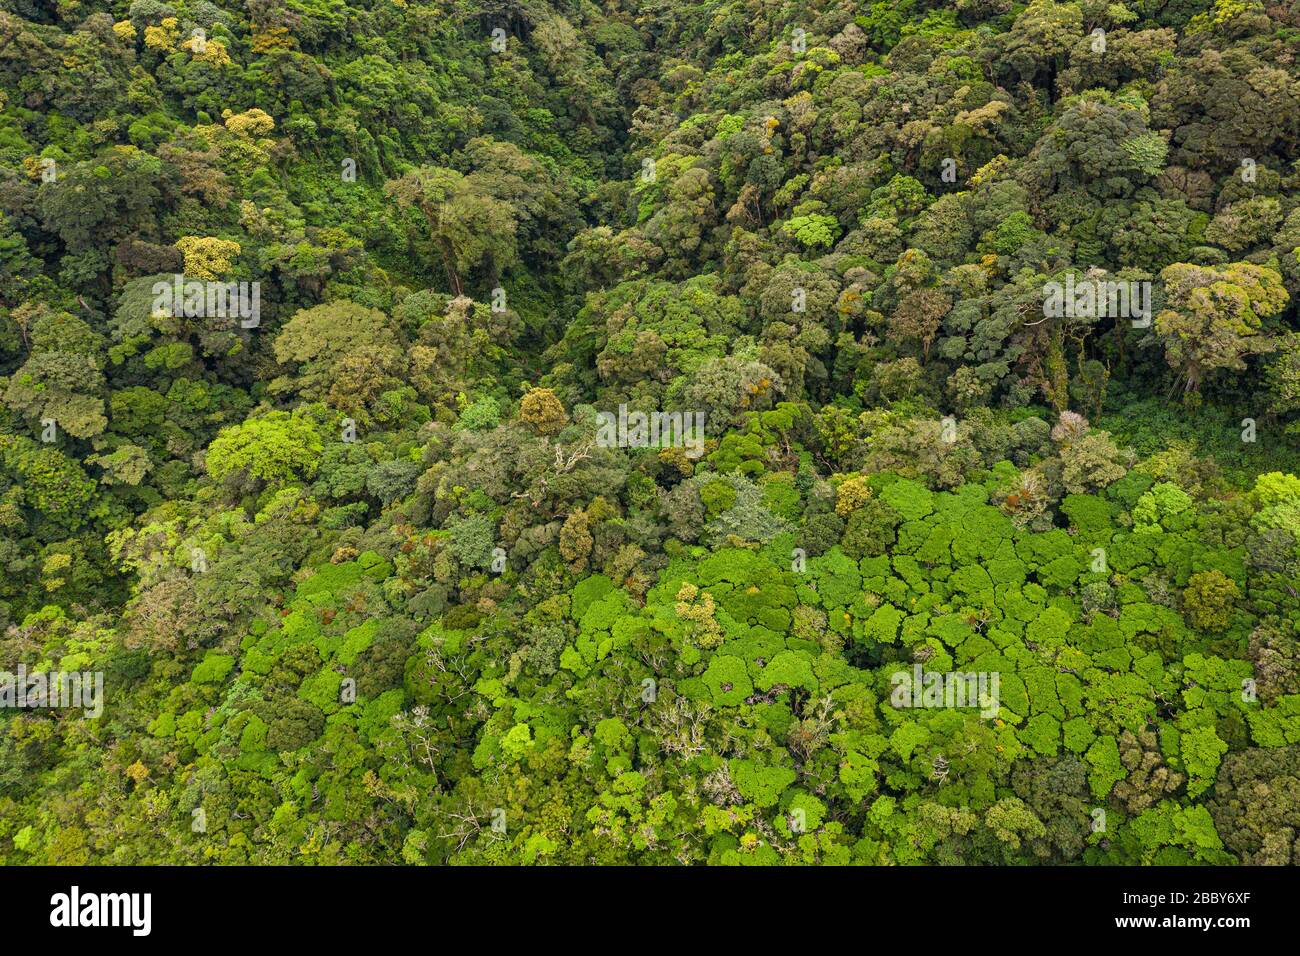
[3,0,1300,865]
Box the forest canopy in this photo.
[1,0,1300,866]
